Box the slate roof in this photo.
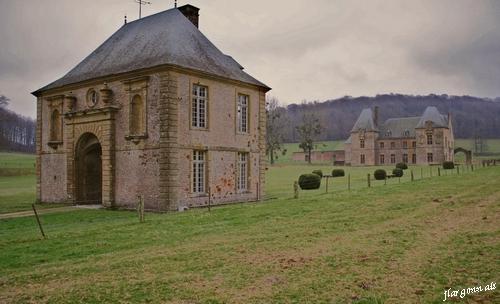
[34,7,269,95]
[350,108,377,132]
[416,106,449,128]
[378,117,420,138]
[349,106,449,139]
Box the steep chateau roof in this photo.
[378,117,421,138]
[416,106,449,128]
[34,6,269,95]
[350,108,378,132]
[350,106,449,139]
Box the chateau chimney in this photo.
[373,106,379,127]
[178,4,200,28]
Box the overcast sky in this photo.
[1,0,499,118]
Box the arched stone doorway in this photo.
[75,133,102,205]
[454,147,472,165]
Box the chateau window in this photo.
[390,154,396,164]
[403,141,408,149]
[402,154,408,163]
[50,109,62,141]
[192,85,208,129]
[427,134,433,145]
[380,142,384,149]
[237,94,249,133]
[427,153,433,163]
[412,154,417,164]
[380,154,385,164]
[192,150,206,194]
[130,94,144,135]
[360,154,365,164]
[412,141,416,148]
[360,139,365,148]
[386,130,392,137]
[391,142,395,149]
[237,152,249,191]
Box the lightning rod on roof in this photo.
[135,0,152,19]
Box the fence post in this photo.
[471,164,474,172]
[256,182,260,201]
[438,167,441,177]
[293,181,299,199]
[384,176,387,185]
[367,174,371,188]
[32,204,46,239]
[457,166,459,175]
[208,187,212,212]
[411,170,414,181]
[348,174,351,191]
[137,196,145,223]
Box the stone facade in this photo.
[35,68,268,211]
[33,5,270,211]
[345,107,454,166]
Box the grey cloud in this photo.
[1,0,500,118]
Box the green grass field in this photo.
[0,151,499,303]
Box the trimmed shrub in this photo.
[392,168,404,177]
[312,170,323,178]
[331,169,345,177]
[443,161,455,169]
[374,169,387,180]
[396,162,408,170]
[298,174,321,190]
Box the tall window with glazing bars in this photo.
[192,150,206,194]
[237,152,248,191]
[192,85,207,128]
[237,94,248,133]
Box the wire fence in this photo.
[263,162,499,201]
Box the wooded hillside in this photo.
[0,95,36,153]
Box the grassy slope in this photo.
[0,166,498,303]
[0,153,67,213]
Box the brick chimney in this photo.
[178,4,200,28]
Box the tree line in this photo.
[273,94,500,143]
[0,95,36,153]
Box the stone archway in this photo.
[454,147,472,165]
[75,133,102,205]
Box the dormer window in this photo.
[403,129,410,137]
[386,130,392,137]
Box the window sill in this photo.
[190,193,208,198]
[47,141,63,149]
[190,127,209,132]
[125,134,148,144]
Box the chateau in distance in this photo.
[32,5,270,210]
[345,106,454,166]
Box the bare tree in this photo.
[0,94,36,153]
[296,113,322,164]
[266,97,288,164]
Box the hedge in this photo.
[312,170,323,178]
[331,169,345,177]
[374,169,387,180]
[396,162,408,170]
[392,168,404,177]
[443,161,455,169]
[298,174,321,190]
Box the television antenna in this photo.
[135,0,152,19]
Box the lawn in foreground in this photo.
[0,166,498,303]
